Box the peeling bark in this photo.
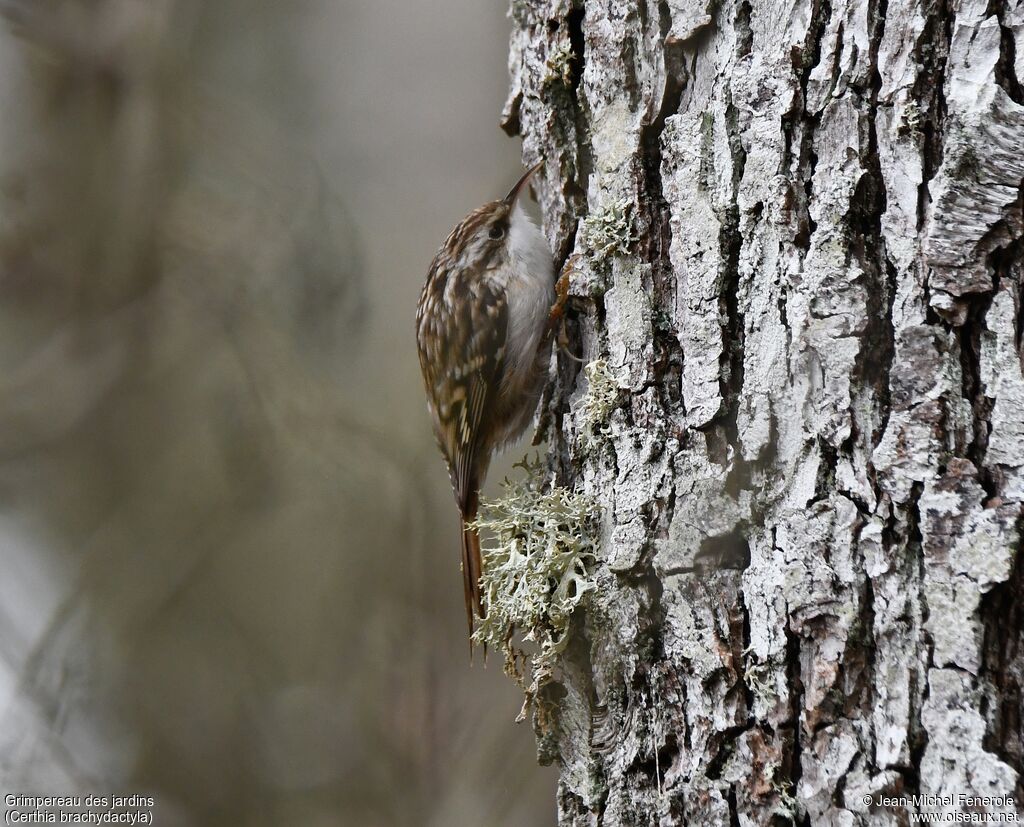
[506,0,1024,822]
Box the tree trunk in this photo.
[503,0,1024,822]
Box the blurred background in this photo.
[0,1,555,824]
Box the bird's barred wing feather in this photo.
[416,268,508,512]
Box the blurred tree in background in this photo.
[0,1,554,824]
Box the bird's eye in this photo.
[488,224,505,240]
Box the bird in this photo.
[415,163,559,639]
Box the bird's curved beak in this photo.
[503,162,543,205]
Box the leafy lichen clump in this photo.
[577,358,618,446]
[543,42,575,88]
[767,763,799,819]
[579,197,636,262]
[743,648,779,711]
[471,457,600,719]
[900,100,921,135]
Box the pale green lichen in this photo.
[766,763,799,819]
[471,456,600,719]
[743,647,779,711]
[900,100,922,135]
[577,358,618,446]
[544,42,575,88]
[579,197,636,263]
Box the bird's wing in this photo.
[417,270,507,631]
[416,269,508,514]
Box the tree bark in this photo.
[504,0,1024,823]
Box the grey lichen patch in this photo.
[577,358,619,448]
[943,125,982,179]
[509,0,532,25]
[579,197,637,263]
[471,457,601,720]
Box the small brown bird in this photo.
[415,164,556,637]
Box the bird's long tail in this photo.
[460,509,485,639]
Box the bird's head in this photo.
[443,163,543,272]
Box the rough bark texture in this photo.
[504,0,1024,822]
